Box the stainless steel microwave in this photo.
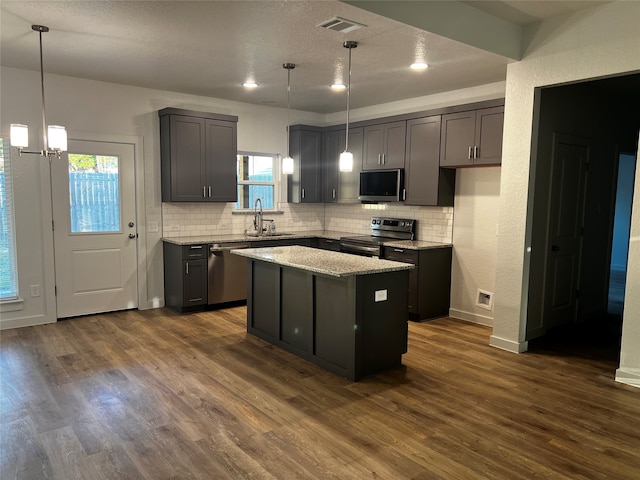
[359,168,404,202]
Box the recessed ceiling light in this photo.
[331,83,346,91]
[410,62,429,71]
[243,81,258,88]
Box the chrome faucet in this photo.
[253,198,263,236]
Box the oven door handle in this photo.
[339,242,380,255]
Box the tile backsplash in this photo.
[162,202,453,243]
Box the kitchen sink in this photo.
[245,231,294,237]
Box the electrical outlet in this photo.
[148,221,159,233]
[170,224,180,231]
[30,285,40,297]
[375,289,388,302]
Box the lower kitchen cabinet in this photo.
[312,237,341,251]
[163,242,208,313]
[382,246,452,321]
[251,238,311,248]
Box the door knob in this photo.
[128,222,135,228]
[551,245,560,252]
[128,233,137,239]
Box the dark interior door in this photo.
[543,134,589,328]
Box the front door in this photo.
[543,134,589,328]
[51,139,138,318]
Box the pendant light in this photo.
[10,25,68,159]
[339,41,358,173]
[282,63,296,175]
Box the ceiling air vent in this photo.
[317,17,366,33]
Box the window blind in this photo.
[0,139,19,300]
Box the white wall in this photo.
[450,167,501,325]
[490,1,640,387]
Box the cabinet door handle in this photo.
[302,188,305,199]
[203,186,207,197]
[190,245,203,249]
[332,188,336,199]
[382,153,386,165]
[468,146,473,159]
[474,145,479,159]
[185,262,189,275]
[378,154,382,165]
[403,188,406,201]
[208,186,212,197]
[394,248,404,253]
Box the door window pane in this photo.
[68,154,120,233]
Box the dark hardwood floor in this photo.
[2,307,639,479]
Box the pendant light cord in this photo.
[343,41,357,153]
[287,67,291,158]
[37,27,49,153]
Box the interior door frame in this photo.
[39,131,147,321]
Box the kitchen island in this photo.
[231,246,414,381]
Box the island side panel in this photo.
[356,270,409,379]
[281,268,314,356]
[314,275,357,380]
[248,260,280,341]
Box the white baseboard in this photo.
[489,335,529,353]
[0,315,55,330]
[615,369,640,389]
[449,308,493,326]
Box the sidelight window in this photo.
[0,139,19,300]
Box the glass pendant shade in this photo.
[48,125,68,151]
[282,155,294,175]
[339,150,353,172]
[10,124,29,148]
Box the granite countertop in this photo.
[162,231,451,250]
[231,246,415,278]
[162,230,346,246]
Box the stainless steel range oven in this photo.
[340,217,416,257]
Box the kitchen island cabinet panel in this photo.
[314,276,352,372]
[281,268,313,354]
[249,260,280,339]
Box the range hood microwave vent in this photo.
[317,17,366,33]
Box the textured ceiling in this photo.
[0,1,607,114]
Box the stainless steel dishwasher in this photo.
[208,243,251,305]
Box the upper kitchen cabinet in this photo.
[323,127,363,203]
[288,125,323,203]
[439,106,504,167]
[362,121,406,170]
[404,116,455,206]
[159,108,238,202]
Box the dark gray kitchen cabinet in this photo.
[288,125,323,203]
[251,238,311,248]
[362,121,406,170]
[382,245,452,321]
[163,242,208,313]
[323,127,363,203]
[404,116,455,206]
[440,106,504,167]
[312,237,341,251]
[159,108,238,202]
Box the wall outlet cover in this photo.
[375,289,388,302]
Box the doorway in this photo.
[526,72,640,361]
[608,153,636,316]
[51,139,138,318]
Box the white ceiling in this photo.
[0,1,609,114]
